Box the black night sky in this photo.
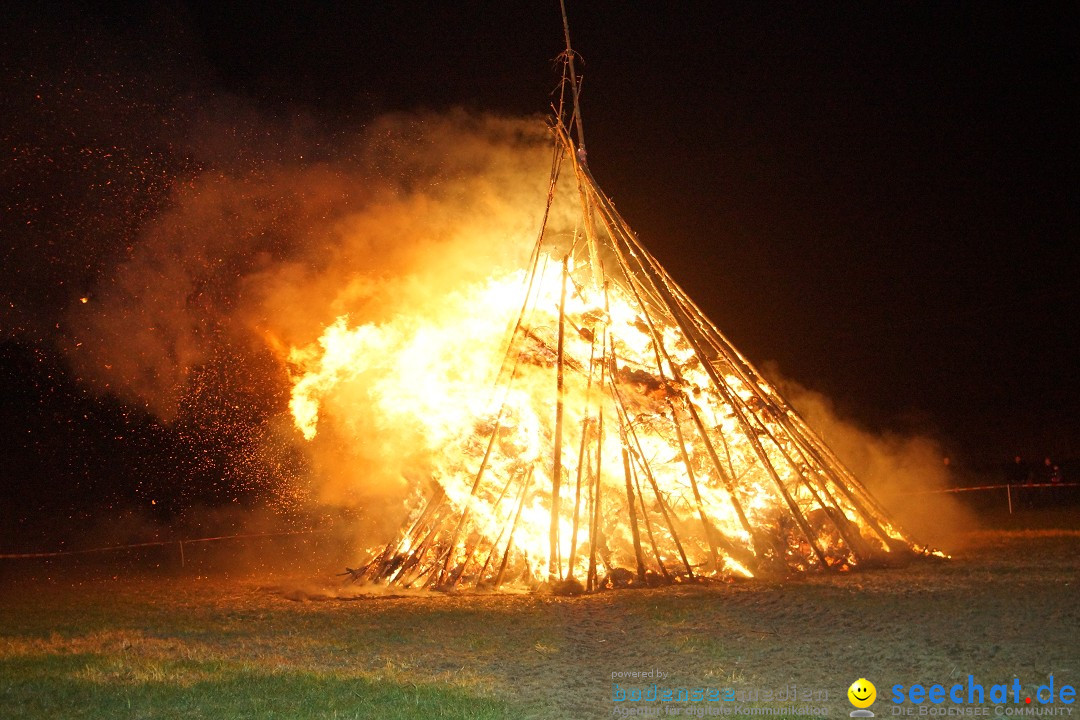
[1,2,1077,541]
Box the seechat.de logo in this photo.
[849,678,877,717]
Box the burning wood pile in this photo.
[286,117,936,594]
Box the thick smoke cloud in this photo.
[68,111,548,409]
[769,368,976,549]
[3,15,972,559]
[57,103,562,542]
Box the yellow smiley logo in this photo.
[848,678,877,708]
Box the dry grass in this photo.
[1,510,1078,719]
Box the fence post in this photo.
[1007,484,1013,515]
[179,540,186,567]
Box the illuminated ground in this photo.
[1,509,1077,719]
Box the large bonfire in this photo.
[286,39,935,593]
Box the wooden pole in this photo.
[683,397,757,540]
[496,467,535,589]
[366,487,446,581]
[549,256,569,583]
[600,199,830,568]
[587,407,604,591]
[589,194,758,548]
[396,509,453,587]
[721,392,831,569]
[597,188,908,551]
[567,336,597,581]
[558,0,587,155]
[436,345,535,586]
[607,380,694,579]
[630,455,670,580]
[478,491,516,582]
[567,425,589,581]
[752,418,871,563]
[669,403,719,572]
[451,469,519,587]
[622,441,648,583]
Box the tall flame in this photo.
[285,124,933,593]
[288,245,926,591]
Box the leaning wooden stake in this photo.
[587,406,604,591]
[629,454,670,580]
[669,404,720,572]
[451,469,520,586]
[567,336,597,581]
[549,255,569,583]
[495,467,535,589]
[361,486,445,583]
[437,359,529,585]
[630,438,694,579]
[621,440,648,583]
[567,422,589,582]
[602,195,906,556]
[593,197,758,550]
[608,379,694,579]
[717,383,831,568]
[478,473,528,582]
[587,283,615,591]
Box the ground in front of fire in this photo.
[2,503,1076,719]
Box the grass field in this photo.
[2,508,1078,719]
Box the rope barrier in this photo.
[0,529,329,560]
[3,483,1075,559]
[901,481,1078,515]
[913,482,1078,494]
